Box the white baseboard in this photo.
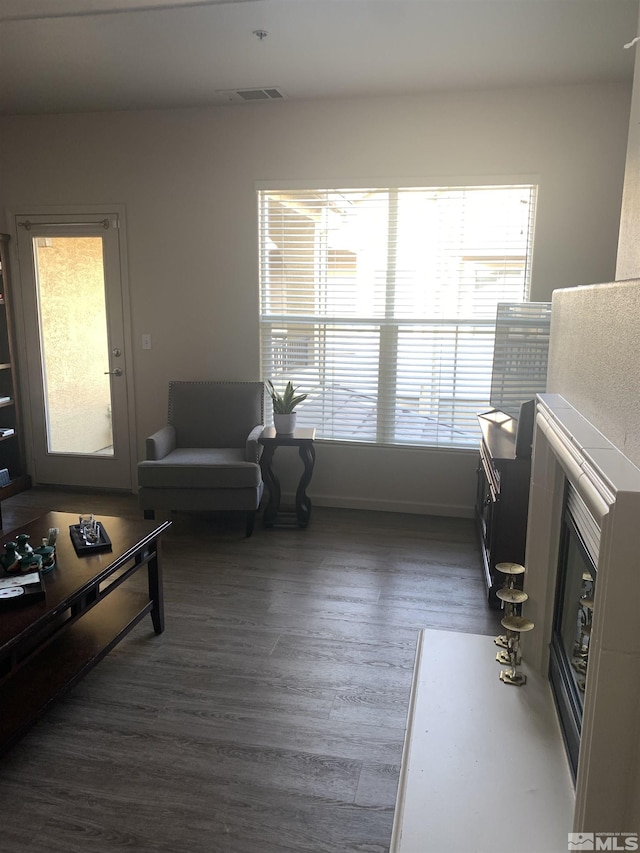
[278,491,474,518]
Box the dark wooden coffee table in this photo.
[0,511,171,756]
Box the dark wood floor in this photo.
[0,487,500,853]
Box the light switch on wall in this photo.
[142,334,152,350]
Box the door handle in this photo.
[104,368,123,377]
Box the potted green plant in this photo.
[266,380,307,434]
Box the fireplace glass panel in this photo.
[558,523,595,703]
[550,504,597,778]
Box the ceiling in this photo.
[0,0,638,115]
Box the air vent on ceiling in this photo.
[216,87,286,104]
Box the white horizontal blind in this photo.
[259,184,537,448]
[490,302,552,419]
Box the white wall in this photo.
[578,5,640,463]
[0,82,631,514]
[617,5,640,280]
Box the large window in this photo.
[258,184,537,448]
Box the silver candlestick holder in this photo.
[498,614,535,686]
[495,587,529,665]
[493,562,526,649]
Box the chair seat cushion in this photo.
[137,448,261,489]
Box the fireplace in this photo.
[549,484,598,779]
[523,393,640,832]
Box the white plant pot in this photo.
[274,413,297,435]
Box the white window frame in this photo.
[258,178,538,450]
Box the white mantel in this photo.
[524,393,640,833]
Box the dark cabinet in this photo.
[0,234,31,525]
[475,413,531,607]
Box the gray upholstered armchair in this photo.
[137,381,265,537]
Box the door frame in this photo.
[6,204,138,491]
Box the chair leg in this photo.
[144,509,155,520]
[245,511,256,538]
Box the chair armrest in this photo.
[245,424,265,463]
[146,425,176,460]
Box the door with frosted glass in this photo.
[15,214,133,489]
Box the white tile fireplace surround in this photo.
[524,393,640,833]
